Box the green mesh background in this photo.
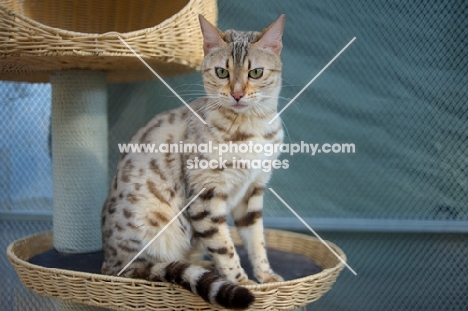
[1,1,467,310]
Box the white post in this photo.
[51,70,107,253]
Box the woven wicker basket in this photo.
[0,0,217,83]
[7,229,345,311]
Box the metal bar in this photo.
[1,211,467,233]
[263,217,468,233]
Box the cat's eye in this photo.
[248,68,263,79]
[215,67,229,79]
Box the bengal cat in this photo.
[101,14,286,309]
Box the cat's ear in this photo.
[256,14,285,55]
[199,15,226,55]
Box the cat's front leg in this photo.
[187,192,250,284]
[233,185,284,283]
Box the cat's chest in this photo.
[211,138,279,162]
[201,123,283,163]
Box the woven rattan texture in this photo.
[8,229,345,311]
[0,0,218,83]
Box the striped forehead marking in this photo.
[224,30,259,65]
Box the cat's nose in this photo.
[231,91,244,102]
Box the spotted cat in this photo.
[101,14,285,310]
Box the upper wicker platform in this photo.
[0,0,217,83]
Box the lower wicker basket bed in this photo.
[7,229,345,311]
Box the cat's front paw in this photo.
[256,271,284,283]
[238,278,258,286]
[196,260,216,271]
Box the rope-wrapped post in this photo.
[51,70,107,254]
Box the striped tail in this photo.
[126,261,255,309]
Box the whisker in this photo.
[173,83,205,90]
[261,95,293,102]
[281,119,291,143]
[280,78,298,89]
[252,98,291,143]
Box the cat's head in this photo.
[199,15,285,115]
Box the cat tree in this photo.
[0,0,217,252]
[3,1,346,310]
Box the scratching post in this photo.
[51,71,107,253]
